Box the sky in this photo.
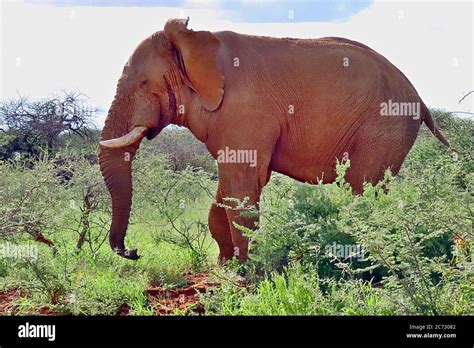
[1,0,473,127]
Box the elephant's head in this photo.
[99,18,224,259]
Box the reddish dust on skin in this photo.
[145,272,220,315]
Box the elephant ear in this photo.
[164,18,224,111]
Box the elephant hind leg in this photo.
[208,187,234,263]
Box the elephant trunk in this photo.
[99,96,142,260]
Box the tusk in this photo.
[100,126,148,148]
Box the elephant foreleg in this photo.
[218,164,271,263]
[208,187,234,263]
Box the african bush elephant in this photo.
[99,18,452,263]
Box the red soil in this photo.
[0,272,219,316]
[145,272,220,315]
[0,288,24,315]
[0,289,69,316]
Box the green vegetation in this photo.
[0,107,472,316]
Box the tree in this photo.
[0,91,99,159]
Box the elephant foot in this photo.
[217,252,234,265]
[217,253,249,265]
[114,248,140,260]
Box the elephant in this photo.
[99,18,452,263]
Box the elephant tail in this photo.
[421,102,456,151]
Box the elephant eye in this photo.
[139,80,148,88]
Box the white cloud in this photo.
[1,1,472,128]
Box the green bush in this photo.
[244,164,373,280]
[200,262,401,315]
